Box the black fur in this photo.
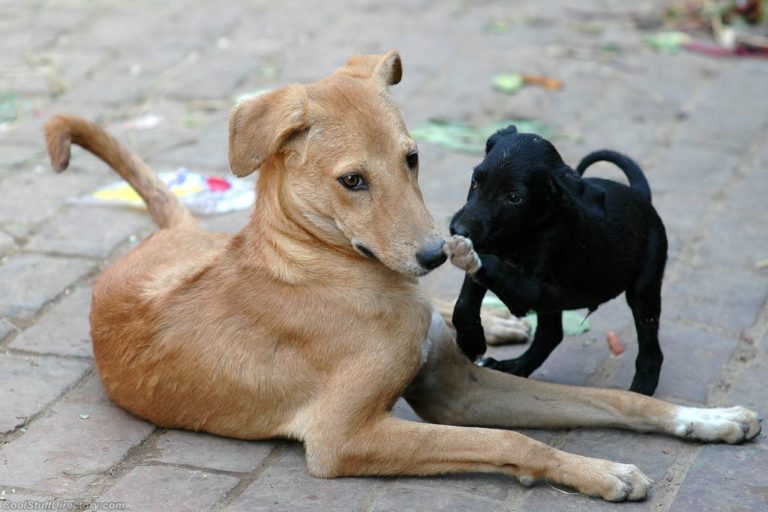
[450,126,668,396]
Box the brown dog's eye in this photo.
[339,173,366,190]
[507,192,524,205]
[406,151,418,170]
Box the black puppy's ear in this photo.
[503,124,518,134]
[545,166,578,204]
[485,125,518,154]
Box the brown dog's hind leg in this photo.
[406,315,761,444]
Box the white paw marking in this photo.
[674,406,762,444]
[443,235,482,274]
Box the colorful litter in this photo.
[643,1,768,58]
[645,31,692,52]
[111,114,163,131]
[493,73,563,94]
[607,331,625,356]
[411,119,551,154]
[0,91,35,132]
[70,168,255,215]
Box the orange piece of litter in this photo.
[522,75,563,90]
[607,331,624,355]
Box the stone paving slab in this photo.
[9,286,93,357]
[0,0,767,510]
[0,352,90,433]
[0,253,93,319]
[0,400,153,495]
[95,465,240,512]
[228,444,380,512]
[148,430,276,473]
[670,443,768,512]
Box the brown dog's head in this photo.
[228,51,445,277]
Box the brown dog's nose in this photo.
[416,240,447,271]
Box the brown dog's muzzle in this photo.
[416,239,447,271]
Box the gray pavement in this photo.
[1,0,767,510]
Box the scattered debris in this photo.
[522,74,563,90]
[493,73,524,94]
[484,19,511,33]
[607,330,625,355]
[0,90,36,132]
[646,31,692,52]
[411,119,551,154]
[79,414,90,420]
[493,73,563,94]
[260,65,277,78]
[643,1,768,58]
[756,258,768,269]
[113,114,163,131]
[70,168,255,215]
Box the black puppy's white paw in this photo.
[444,235,482,274]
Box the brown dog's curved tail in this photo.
[44,114,194,229]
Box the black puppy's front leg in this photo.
[454,251,566,377]
[471,253,538,316]
[483,311,564,376]
[452,274,489,361]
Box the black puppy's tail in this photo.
[577,150,651,202]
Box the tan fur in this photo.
[44,51,760,502]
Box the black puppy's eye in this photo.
[338,173,366,190]
[507,192,524,205]
[406,151,418,170]
[471,177,479,190]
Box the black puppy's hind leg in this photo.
[626,275,664,396]
[482,311,563,377]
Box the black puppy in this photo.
[445,126,667,396]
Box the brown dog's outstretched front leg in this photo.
[305,415,650,502]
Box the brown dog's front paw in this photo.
[483,314,531,345]
[444,235,482,274]
[557,457,651,502]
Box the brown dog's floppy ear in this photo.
[344,50,402,86]
[228,85,309,177]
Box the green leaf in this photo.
[493,73,524,94]
[645,31,691,53]
[411,119,551,154]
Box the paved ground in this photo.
[1,0,767,510]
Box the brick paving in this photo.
[1,0,767,510]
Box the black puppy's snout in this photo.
[450,220,470,238]
[416,240,447,271]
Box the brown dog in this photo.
[44,51,760,502]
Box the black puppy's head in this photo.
[449,125,576,251]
